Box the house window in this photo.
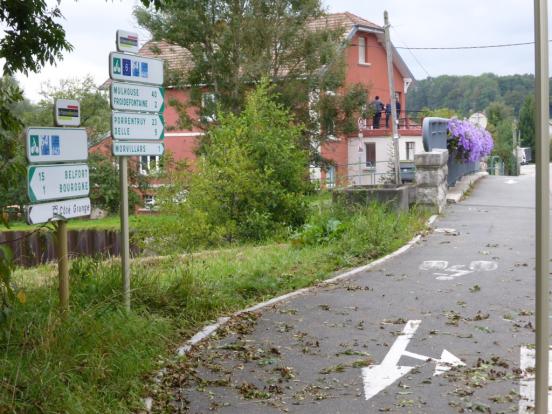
[140,155,160,175]
[365,142,376,167]
[201,92,216,122]
[358,36,366,64]
[143,195,156,209]
[406,142,415,161]
[327,166,336,189]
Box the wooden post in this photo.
[383,10,401,185]
[56,220,69,312]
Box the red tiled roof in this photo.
[138,40,193,73]
[306,12,381,35]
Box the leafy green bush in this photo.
[140,80,311,252]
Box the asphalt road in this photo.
[165,168,544,414]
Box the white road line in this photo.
[519,346,552,413]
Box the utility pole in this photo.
[384,10,401,185]
[534,0,549,412]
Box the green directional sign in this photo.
[112,141,164,156]
[27,163,89,203]
[110,81,164,113]
[112,112,164,141]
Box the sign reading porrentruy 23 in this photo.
[110,82,164,112]
[112,112,164,140]
[26,127,88,163]
[27,163,89,202]
[109,52,163,85]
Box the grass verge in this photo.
[1,203,429,413]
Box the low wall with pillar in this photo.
[415,149,448,213]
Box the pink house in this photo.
[93,12,422,204]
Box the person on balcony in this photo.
[385,102,392,128]
[372,96,384,129]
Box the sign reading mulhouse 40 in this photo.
[25,98,91,224]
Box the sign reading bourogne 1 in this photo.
[26,127,88,164]
[110,81,164,113]
[112,111,164,140]
[26,197,91,225]
[109,52,163,85]
[27,163,89,203]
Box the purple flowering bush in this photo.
[447,119,494,163]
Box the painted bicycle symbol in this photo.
[419,260,498,280]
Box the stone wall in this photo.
[415,149,448,213]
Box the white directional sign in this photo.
[112,112,164,141]
[362,320,464,401]
[110,82,164,113]
[109,52,163,85]
[116,30,139,54]
[26,127,88,164]
[27,163,89,203]
[112,141,164,156]
[54,99,80,127]
[26,197,91,225]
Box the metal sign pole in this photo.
[119,156,130,311]
[383,10,401,185]
[534,0,549,412]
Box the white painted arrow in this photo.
[362,320,464,401]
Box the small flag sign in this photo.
[54,99,80,127]
[116,30,139,54]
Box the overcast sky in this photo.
[16,0,544,102]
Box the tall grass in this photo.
[0,203,429,413]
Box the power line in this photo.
[395,40,541,50]
[390,27,432,78]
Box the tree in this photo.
[518,94,535,152]
[135,0,369,166]
[485,101,516,175]
[88,153,147,214]
[23,76,111,144]
[144,80,310,250]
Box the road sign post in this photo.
[110,30,165,311]
[26,98,89,314]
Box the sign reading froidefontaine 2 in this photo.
[26,127,88,164]
[112,112,164,141]
[109,52,163,85]
[110,81,164,113]
[27,163,89,203]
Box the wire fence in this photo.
[311,160,416,190]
